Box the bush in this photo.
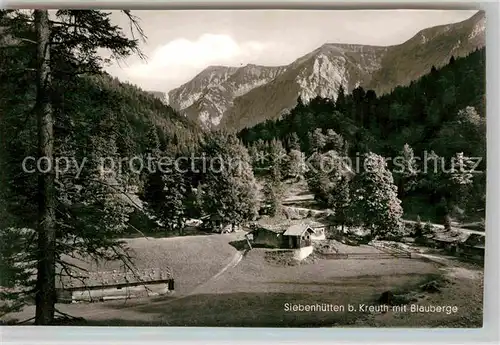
[475,218,485,231]
[444,215,453,231]
[413,216,424,237]
[423,221,433,235]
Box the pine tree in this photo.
[444,214,453,231]
[0,228,35,317]
[288,132,301,151]
[145,124,162,161]
[425,221,434,233]
[268,138,286,181]
[414,215,424,237]
[140,124,162,195]
[161,168,188,235]
[449,152,476,217]
[286,149,306,180]
[33,10,57,324]
[248,144,260,169]
[308,128,327,153]
[336,85,346,112]
[350,153,403,239]
[330,176,351,232]
[251,139,267,171]
[450,152,474,187]
[325,129,345,153]
[194,183,204,217]
[262,177,284,217]
[0,9,146,324]
[395,143,419,196]
[305,152,331,207]
[457,106,486,157]
[305,150,346,208]
[199,133,259,231]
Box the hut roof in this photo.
[283,223,314,236]
[56,268,172,290]
[433,230,471,243]
[250,219,327,235]
[462,233,485,248]
[250,224,285,234]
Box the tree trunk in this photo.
[34,9,56,326]
[179,219,183,236]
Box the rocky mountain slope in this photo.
[222,44,388,130]
[168,64,286,128]
[167,11,485,131]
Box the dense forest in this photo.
[239,48,486,223]
[0,10,207,324]
[0,55,204,231]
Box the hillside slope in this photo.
[366,10,485,94]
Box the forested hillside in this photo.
[0,10,205,323]
[239,48,486,223]
[0,69,202,227]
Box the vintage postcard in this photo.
[0,9,486,328]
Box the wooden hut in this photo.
[56,268,174,303]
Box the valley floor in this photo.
[3,232,483,327]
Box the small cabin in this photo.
[247,222,317,261]
[430,230,485,259]
[282,224,315,249]
[283,224,315,260]
[458,233,485,260]
[309,224,327,241]
[56,268,174,303]
[248,221,324,248]
[249,226,285,248]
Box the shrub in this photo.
[444,215,453,231]
[414,215,424,237]
[423,221,433,235]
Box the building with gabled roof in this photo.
[246,221,318,260]
[56,267,174,303]
[283,223,315,249]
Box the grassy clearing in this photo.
[365,271,483,327]
[2,213,483,327]
[69,177,484,327]
[2,233,239,324]
[61,233,239,293]
[26,247,441,327]
[4,235,483,327]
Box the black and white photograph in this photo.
[0,8,487,328]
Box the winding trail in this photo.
[188,249,245,295]
[402,219,485,236]
[412,252,483,280]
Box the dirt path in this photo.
[402,219,485,235]
[412,253,483,280]
[187,249,245,295]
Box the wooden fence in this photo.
[320,251,411,260]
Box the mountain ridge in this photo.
[167,11,485,131]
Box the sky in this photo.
[105,10,479,94]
